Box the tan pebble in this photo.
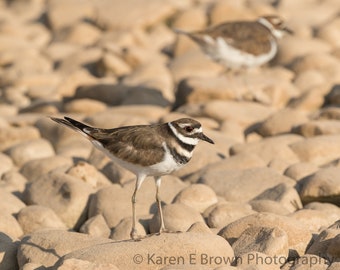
[96,52,132,77]
[63,22,101,46]
[94,0,176,30]
[57,232,234,269]
[294,69,326,91]
[287,163,315,183]
[316,17,340,48]
[187,221,212,234]
[149,203,204,233]
[294,120,340,137]
[0,153,13,177]
[209,0,252,25]
[0,189,26,216]
[44,42,79,62]
[17,205,67,234]
[236,251,281,270]
[253,183,303,213]
[296,167,340,205]
[249,200,291,216]
[57,48,102,74]
[307,226,340,260]
[199,167,295,203]
[289,209,339,233]
[122,61,175,103]
[277,36,331,65]
[206,202,254,229]
[67,161,112,189]
[17,230,111,268]
[46,0,95,30]
[173,184,218,213]
[56,69,98,97]
[290,135,340,165]
[257,108,309,137]
[0,171,27,198]
[64,98,107,114]
[231,134,302,164]
[0,126,40,151]
[232,226,289,260]
[0,212,23,239]
[20,155,73,183]
[57,258,119,270]
[5,138,55,167]
[80,214,111,239]
[110,216,147,241]
[24,172,94,229]
[169,49,224,82]
[219,212,312,256]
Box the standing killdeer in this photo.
[50,116,214,240]
[175,15,293,69]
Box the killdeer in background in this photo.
[50,116,214,240]
[175,15,293,69]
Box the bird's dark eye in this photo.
[185,126,194,132]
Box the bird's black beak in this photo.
[198,133,214,144]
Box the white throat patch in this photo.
[257,17,284,39]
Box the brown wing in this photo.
[194,21,274,56]
[89,125,165,166]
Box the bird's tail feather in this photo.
[50,116,93,139]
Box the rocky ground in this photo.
[0,0,340,269]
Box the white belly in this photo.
[203,36,278,69]
[92,140,185,177]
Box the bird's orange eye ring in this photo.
[185,126,194,132]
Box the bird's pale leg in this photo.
[130,175,145,240]
[154,176,166,233]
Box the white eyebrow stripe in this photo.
[168,123,199,146]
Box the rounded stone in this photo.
[149,203,204,233]
[24,172,94,229]
[5,139,55,167]
[173,184,218,213]
[17,205,67,234]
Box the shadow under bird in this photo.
[175,15,293,69]
[50,116,214,240]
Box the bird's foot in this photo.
[130,229,144,241]
[156,227,182,235]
